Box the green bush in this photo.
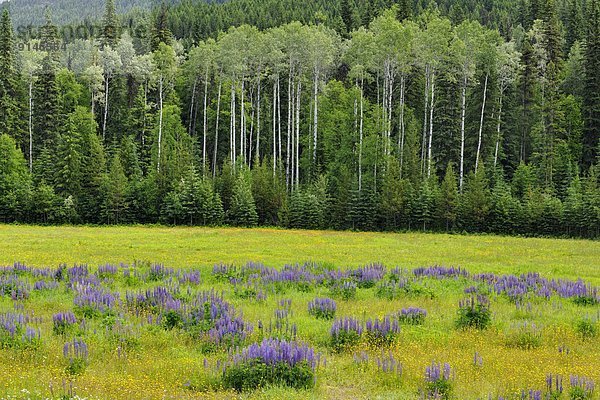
[223,360,314,391]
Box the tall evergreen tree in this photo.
[583,0,600,167]
[0,10,20,139]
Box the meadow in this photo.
[0,225,599,399]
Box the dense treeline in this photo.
[0,0,599,238]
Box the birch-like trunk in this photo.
[421,65,430,175]
[157,76,164,173]
[256,75,261,162]
[273,79,277,174]
[475,73,489,172]
[459,76,467,191]
[398,75,406,178]
[29,80,33,173]
[494,90,504,168]
[189,76,197,134]
[312,69,318,166]
[201,70,208,172]
[427,71,435,178]
[103,75,109,142]
[359,77,364,193]
[213,80,222,177]
[295,80,301,189]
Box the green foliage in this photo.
[456,297,492,330]
[222,360,314,392]
[227,171,258,227]
[575,318,597,339]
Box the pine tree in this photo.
[340,0,354,35]
[151,3,173,51]
[102,0,120,48]
[102,154,129,224]
[0,10,20,139]
[396,0,413,21]
[458,163,491,232]
[583,0,600,167]
[439,163,458,230]
[227,172,258,227]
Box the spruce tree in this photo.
[340,0,354,35]
[102,0,120,48]
[102,154,129,224]
[583,0,600,167]
[0,10,19,139]
[227,172,258,227]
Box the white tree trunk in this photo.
[295,80,301,189]
[359,78,364,193]
[398,75,406,178]
[273,79,277,175]
[189,76,197,134]
[103,75,109,142]
[427,71,436,178]
[157,77,164,173]
[312,69,318,166]
[494,91,504,168]
[256,75,261,162]
[475,73,489,172]
[29,80,33,173]
[202,69,208,173]
[421,65,429,175]
[459,76,467,191]
[213,80,222,177]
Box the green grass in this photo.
[1,225,599,283]
[0,225,599,399]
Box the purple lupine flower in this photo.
[308,298,337,320]
[425,361,452,383]
[397,307,427,325]
[570,375,595,396]
[413,266,468,279]
[227,338,321,371]
[365,316,400,345]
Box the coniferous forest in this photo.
[0,0,599,238]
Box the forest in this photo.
[0,0,599,238]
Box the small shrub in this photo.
[63,338,88,375]
[575,318,597,339]
[330,317,363,352]
[222,339,319,391]
[308,298,336,320]
[53,312,77,335]
[456,296,491,330]
[365,316,400,347]
[569,375,595,400]
[424,362,453,400]
[506,322,542,350]
[397,307,427,325]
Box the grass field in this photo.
[0,225,599,399]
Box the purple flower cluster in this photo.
[126,285,182,315]
[33,280,59,291]
[397,307,427,325]
[570,375,595,396]
[53,312,77,329]
[546,374,563,394]
[97,264,119,277]
[308,297,337,320]
[0,275,31,300]
[425,361,452,383]
[331,317,364,336]
[148,264,175,281]
[520,389,542,400]
[376,351,403,377]
[365,316,400,345]
[63,338,88,361]
[350,263,386,288]
[229,338,320,371]
[73,285,119,315]
[474,272,600,304]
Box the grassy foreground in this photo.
[0,225,599,399]
[1,225,600,282]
